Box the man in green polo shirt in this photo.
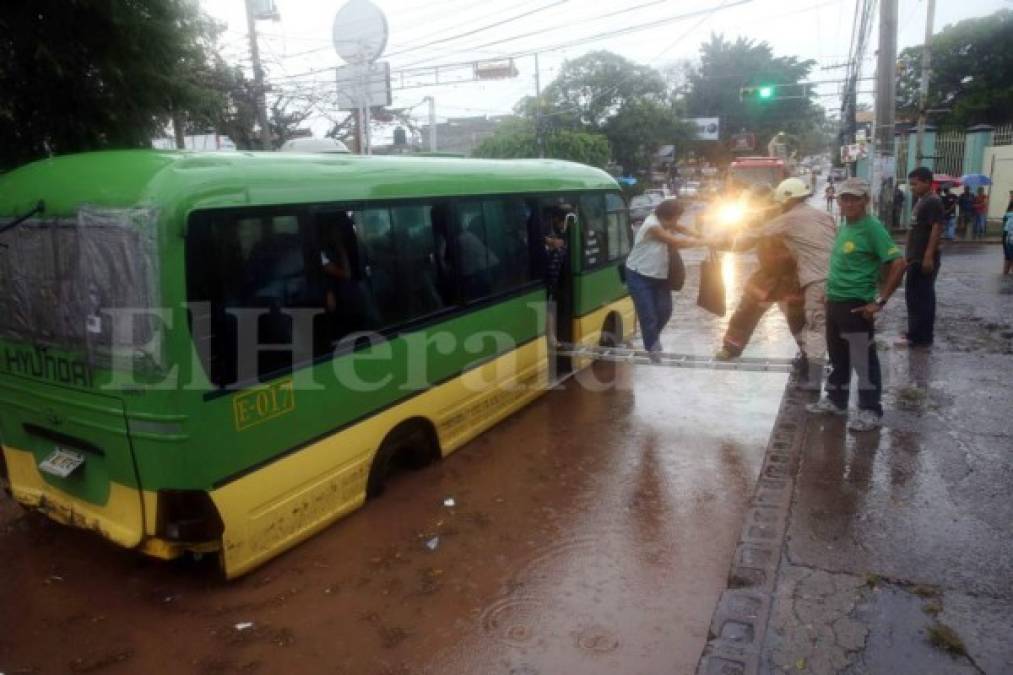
[807,178,908,431]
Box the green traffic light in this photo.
[759,86,774,99]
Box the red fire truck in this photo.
[727,156,788,189]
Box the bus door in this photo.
[537,200,575,352]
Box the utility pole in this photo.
[534,53,544,158]
[244,0,273,150]
[425,96,437,152]
[875,0,898,225]
[914,0,936,167]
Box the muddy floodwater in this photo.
[0,250,796,674]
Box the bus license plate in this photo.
[38,448,85,478]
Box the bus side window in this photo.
[481,197,533,292]
[390,205,448,316]
[578,193,608,268]
[605,192,631,257]
[315,209,379,349]
[454,201,496,301]
[355,208,402,326]
[186,209,319,387]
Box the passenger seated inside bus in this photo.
[317,210,379,344]
[430,203,456,302]
[457,214,500,299]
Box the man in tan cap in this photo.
[807,178,908,431]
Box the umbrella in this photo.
[931,173,961,191]
[960,173,992,189]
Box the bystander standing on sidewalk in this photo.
[958,185,974,238]
[940,186,958,240]
[892,185,905,230]
[1003,208,1013,275]
[807,178,907,432]
[901,167,945,348]
[973,187,989,239]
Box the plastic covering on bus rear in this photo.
[0,206,163,372]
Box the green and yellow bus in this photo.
[0,150,634,577]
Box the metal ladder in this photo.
[554,343,795,373]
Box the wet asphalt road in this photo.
[0,248,797,675]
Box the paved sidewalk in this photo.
[699,244,1013,674]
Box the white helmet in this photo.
[774,177,811,204]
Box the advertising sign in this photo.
[336,61,392,109]
[689,117,720,141]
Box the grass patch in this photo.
[922,600,942,616]
[864,573,881,589]
[928,623,967,656]
[895,386,928,410]
[911,584,941,598]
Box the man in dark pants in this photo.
[902,167,944,347]
[807,178,907,432]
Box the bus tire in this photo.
[599,312,622,348]
[366,419,440,499]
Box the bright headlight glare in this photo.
[717,203,746,226]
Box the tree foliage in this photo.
[472,119,609,167]
[503,51,692,176]
[536,51,668,129]
[0,0,222,170]
[896,9,1013,128]
[682,35,823,163]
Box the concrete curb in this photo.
[695,383,809,675]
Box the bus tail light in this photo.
[158,490,224,542]
[0,449,9,495]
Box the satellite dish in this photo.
[332,0,388,64]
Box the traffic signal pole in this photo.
[244,0,273,151]
[914,0,936,167]
[875,0,898,225]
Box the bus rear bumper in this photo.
[3,444,147,548]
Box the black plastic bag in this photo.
[668,246,686,291]
[696,249,726,316]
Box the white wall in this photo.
[984,145,1013,219]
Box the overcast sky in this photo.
[201,0,1008,140]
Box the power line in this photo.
[384,0,569,59]
[394,0,718,70]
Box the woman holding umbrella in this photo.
[973,188,989,239]
[961,173,992,239]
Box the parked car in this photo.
[678,181,702,200]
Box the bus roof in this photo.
[0,150,619,219]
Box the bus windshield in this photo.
[0,207,160,367]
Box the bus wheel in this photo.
[366,419,440,499]
[599,312,622,348]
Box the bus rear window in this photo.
[0,207,161,368]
